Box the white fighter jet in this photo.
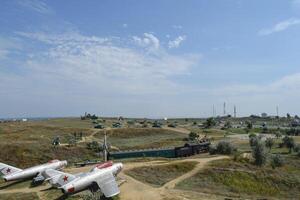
[0,160,67,183]
[43,161,123,198]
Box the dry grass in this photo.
[125,161,197,187]
[176,158,300,199]
[95,128,187,151]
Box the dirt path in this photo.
[59,127,113,146]
[119,156,228,200]
[0,156,228,200]
[162,126,191,135]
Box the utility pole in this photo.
[276,106,279,117]
[103,131,108,162]
[223,102,226,116]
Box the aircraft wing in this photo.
[43,169,76,187]
[96,172,120,197]
[0,163,22,176]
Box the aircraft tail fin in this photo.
[43,169,76,187]
[0,163,22,176]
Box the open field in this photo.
[0,117,300,199]
[95,128,187,150]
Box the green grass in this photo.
[125,161,197,187]
[176,158,300,199]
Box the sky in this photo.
[1,0,300,118]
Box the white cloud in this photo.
[122,23,128,28]
[258,18,300,36]
[17,0,53,14]
[172,25,183,29]
[132,33,160,51]
[0,36,21,60]
[168,35,186,49]
[15,32,200,95]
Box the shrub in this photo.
[294,144,300,153]
[252,140,267,166]
[275,131,282,139]
[286,128,300,136]
[189,131,199,141]
[270,154,284,169]
[215,141,236,155]
[249,135,258,147]
[224,121,232,129]
[282,136,295,153]
[265,138,274,151]
[209,145,217,155]
[204,118,216,129]
[246,121,253,129]
[262,126,268,133]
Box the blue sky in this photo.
[1,0,300,118]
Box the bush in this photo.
[252,140,267,166]
[246,121,253,129]
[214,141,236,155]
[275,131,282,139]
[249,135,258,147]
[209,145,217,155]
[294,144,300,152]
[203,118,216,129]
[265,138,274,151]
[286,128,300,136]
[189,131,199,141]
[262,126,268,133]
[270,154,284,169]
[224,121,232,129]
[282,136,295,153]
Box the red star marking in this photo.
[6,168,11,174]
[63,176,68,182]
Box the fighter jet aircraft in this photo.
[43,161,123,198]
[0,159,67,183]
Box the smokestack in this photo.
[223,102,226,116]
[234,105,237,118]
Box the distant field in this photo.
[95,128,187,150]
[176,158,300,199]
[125,161,197,187]
[0,120,97,167]
[34,118,94,129]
